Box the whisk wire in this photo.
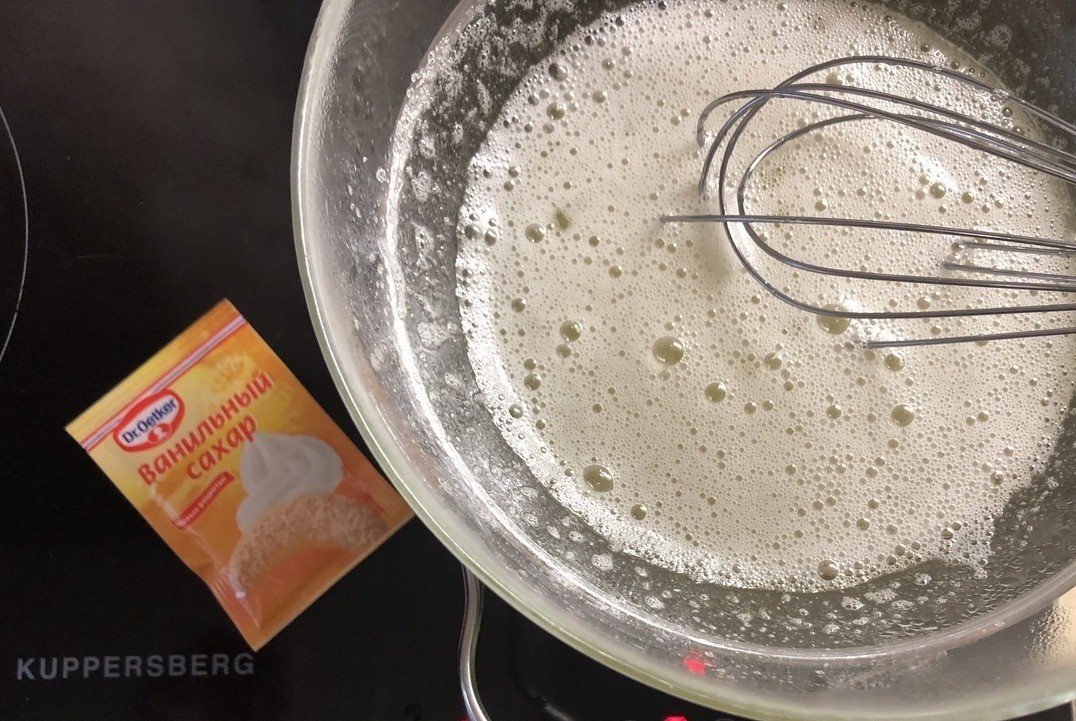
[665,55,1076,347]
[697,87,1076,194]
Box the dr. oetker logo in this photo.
[113,390,185,452]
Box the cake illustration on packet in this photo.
[67,300,412,649]
[229,433,386,593]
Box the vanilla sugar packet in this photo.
[66,300,412,649]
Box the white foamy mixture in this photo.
[454,0,1076,591]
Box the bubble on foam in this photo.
[652,336,685,365]
[704,382,728,402]
[583,464,615,492]
[454,0,1076,592]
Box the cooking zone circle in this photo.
[0,107,28,364]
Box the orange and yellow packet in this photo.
[66,300,412,649]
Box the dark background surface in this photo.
[0,1,1071,720]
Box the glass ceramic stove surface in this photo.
[0,2,1073,721]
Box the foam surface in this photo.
[454,0,1076,591]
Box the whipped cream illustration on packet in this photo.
[228,433,388,596]
[236,433,343,533]
[67,301,412,649]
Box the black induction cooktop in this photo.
[0,2,1072,721]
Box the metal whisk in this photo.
[662,56,1076,348]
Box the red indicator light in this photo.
[682,657,706,675]
[663,716,689,721]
